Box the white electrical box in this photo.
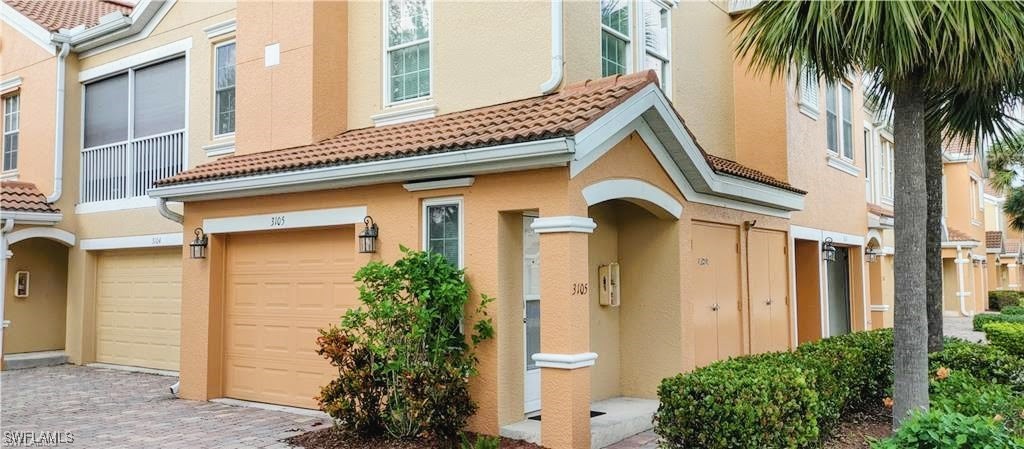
[598,262,620,307]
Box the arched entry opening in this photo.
[865,235,891,329]
[4,227,74,362]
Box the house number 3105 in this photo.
[572,283,589,295]
[269,216,286,227]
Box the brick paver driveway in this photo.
[1,365,329,448]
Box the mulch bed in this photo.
[286,427,547,449]
[823,406,894,449]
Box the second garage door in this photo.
[223,227,358,408]
[96,248,182,371]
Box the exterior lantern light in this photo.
[359,216,379,254]
[822,237,837,262]
[190,227,208,259]
[865,247,879,263]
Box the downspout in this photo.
[539,0,563,94]
[158,198,184,224]
[46,38,71,204]
[954,244,972,317]
[0,218,14,367]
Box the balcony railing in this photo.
[80,129,185,204]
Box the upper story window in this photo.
[826,82,854,160]
[641,0,671,92]
[81,56,186,204]
[386,0,431,104]
[798,66,819,117]
[881,139,894,201]
[601,0,631,77]
[214,41,236,136]
[971,176,982,223]
[424,198,463,267]
[3,94,19,172]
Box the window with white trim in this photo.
[601,0,630,77]
[214,41,236,136]
[641,0,670,92]
[971,177,982,222]
[863,127,872,200]
[798,66,819,115]
[423,198,462,267]
[386,0,430,104]
[3,94,18,171]
[826,82,854,159]
[81,56,186,203]
[881,138,894,201]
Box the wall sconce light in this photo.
[865,247,879,263]
[359,216,379,254]
[822,237,837,262]
[190,227,208,259]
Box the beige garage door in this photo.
[96,248,182,371]
[223,227,358,409]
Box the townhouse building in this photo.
[0,1,1007,448]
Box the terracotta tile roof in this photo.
[987,231,1004,250]
[943,135,977,157]
[1007,239,1021,254]
[4,0,132,32]
[867,203,895,218]
[1,181,60,214]
[154,70,802,195]
[985,181,1002,197]
[946,226,979,243]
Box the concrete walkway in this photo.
[0,364,329,448]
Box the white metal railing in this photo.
[80,129,184,203]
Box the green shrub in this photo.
[1005,305,1024,315]
[655,354,820,449]
[974,312,1024,331]
[316,247,495,443]
[930,340,1024,391]
[985,322,1024,357]
[870,411,1024,449]
[990,290,1024,312]
[931,370,1024,437]
[460,434,500,449]
[795,329,893,423]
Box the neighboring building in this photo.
[940,139,990,316]
[985,183,1024,291]
[0,0,236,372]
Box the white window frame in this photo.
[970,174,983,226]
[863,124,873,201]
[3,94,19,172]
[383,0,433,107]
[798,66,819,119]
[638,0,671,97]
[422,196,464,268]
[880,137,895,204]
[826,82,854,161]
[600,0,633,77]
[212,39,236,139]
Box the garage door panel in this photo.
[223,227,355,409]
[96,248,182,371]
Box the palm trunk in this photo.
[926,124,944,353]
[892,72,930,428]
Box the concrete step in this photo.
[4,350,69,370]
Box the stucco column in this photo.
[1009,263,1021,290]
[531,216,596,449]
[0,230,12,367]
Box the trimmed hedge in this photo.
[990,290,1024,311]
[930,340,1024,391]
[984,322,1024,357]
[973,312,1024,331]
[654,329,893,449]
[1004,305,1024,315]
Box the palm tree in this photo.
[736,1,1024,427]
[988,129,1024,230]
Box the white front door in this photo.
[523,215,542,413]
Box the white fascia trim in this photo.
[869,304,891,312]
[531,352,598,370]
[80,233,182,250]
[582,178,683,219]
[790,225,866,247]
[826,155,861,177]
[988,247,1003,254]
[942,241,980,249]
[371,102,438,126]
[79,36,191,82]
[0,2,56,55]
[203,19,236,39]
[403,177,474,192]
[5,227,75,246]
[0,76,23,92]
[73,0,174,57]
[531,216,597,234]
[75,196,160,214]
[0,211,63,225]
[984,193,1005,203]
[203,140,236,157]
[148,138,572,202]
[881,246,895,255]
[570,85,804,216]
[203,206,367,234]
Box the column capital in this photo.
[532,352,598,370]
[530,216,596,234]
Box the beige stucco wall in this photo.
[943,160,986,242]
[4,237,68,354]
[0,25,57,193]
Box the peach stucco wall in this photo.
[3,237,68,354]
[0,25,56,193]
[943,160,986,243]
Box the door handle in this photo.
[765,299,772,306]
[711,303,720,311]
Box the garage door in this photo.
[223,227,358,409]
[96,248,182,371]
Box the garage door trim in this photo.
[203,206,367,234]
